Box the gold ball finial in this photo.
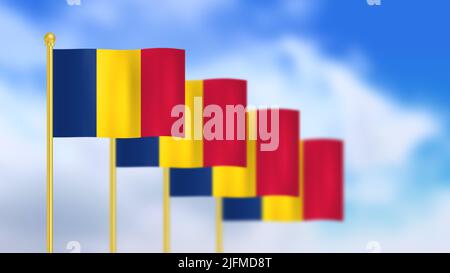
[44,32,56,47]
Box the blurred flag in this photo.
[303,139,344,221]
[53,48,185,138]
[116,138,212,196]
[222,139,344,222]
[159,79,247,168]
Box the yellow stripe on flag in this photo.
[212,111,257,197]
[262,196,302,221]
[96,49,141,138]
[159,80,203,168]
[262,141,304,221]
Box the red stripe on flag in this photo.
[141,48,185,137]
[203,79,247,167]
[257,109,300,196]
[303,139,344,221]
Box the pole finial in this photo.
[44,32,56,47]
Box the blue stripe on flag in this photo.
[170,168,212,196]
[53,49,97,137]
[223,197,262,221]
[116,137,159,167]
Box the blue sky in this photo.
[8,0,449,104]
[0,0,449,252]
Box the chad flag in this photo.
[223,139,344,222]
[53,48,184,138]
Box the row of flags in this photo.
[117,139,343,221]
[50,44,344,251]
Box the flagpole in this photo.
[45,32,55,253]
[110,138,117,253]
[216,197,223,253]
[163,168,170,252]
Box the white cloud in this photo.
[0,6,44,70]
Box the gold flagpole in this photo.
[216,197,223,253]
[163,168,170,252]
[110,138,117,253]
[45,32,55,253]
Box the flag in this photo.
[303,139,344,221]
[222,139,344,222]
[257,109,300,196]
[159,79,247,168]
[222,197,301,222]
[169,168,212,196]
[53,48,185,138]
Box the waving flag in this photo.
[53,48,185,138]
[222,139,344,222]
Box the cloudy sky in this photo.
[0,0,449,252]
